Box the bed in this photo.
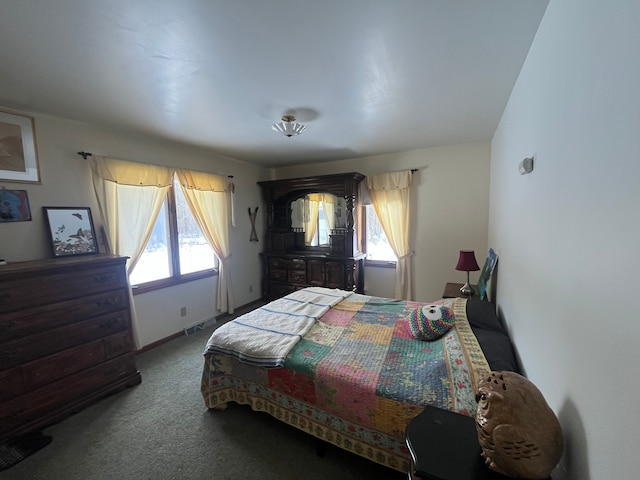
[200,288,517,472]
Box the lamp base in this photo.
[460,282,474,296]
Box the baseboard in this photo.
[136,298,264,355]
[135,331,184,355]
[215,299,264,322]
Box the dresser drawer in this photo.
[0,310,130,370]
[269,258,287,269]
[270,268,287,281]
[0,263,127,314]
[286,258,306,270]
[0,289,129,342]
[288,270,307,285]
[21,339,106,390]
[104,331,134,360]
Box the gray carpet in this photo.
[2,309,406,480]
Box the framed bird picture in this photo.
[43,206,99,257]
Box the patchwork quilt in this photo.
[201,292,490,472]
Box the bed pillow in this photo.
[472,328,520,372]
[408,304,456,341]
[465,299,506,334]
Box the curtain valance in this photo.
[90,156,229,191]
[90,156,174,187]
[366,170,412,191]
[177,168,229,192]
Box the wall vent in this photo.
[183,317,217,336]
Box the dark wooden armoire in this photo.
[257,172,366,300]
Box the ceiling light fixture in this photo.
[272,115,306,137]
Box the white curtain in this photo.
[176,169,234,314]
[366,170,413,300]
[322,194,336,232]
[90,156,174,348]
[304,193,323,245]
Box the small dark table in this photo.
[405,405,509,480]
[442,282,479,299]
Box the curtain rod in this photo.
[81,150,419,176]
[78,151,235,181]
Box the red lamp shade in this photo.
[455,250,480,272]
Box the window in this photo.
[310,202,330,246]
[364,205,396,263]
[129,175,218,289]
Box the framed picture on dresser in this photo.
[43,206,99,257]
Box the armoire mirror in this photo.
[290,195,347,247]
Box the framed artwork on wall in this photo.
[0,188,32,222]
[43,207,99,257]
[0,110,41,183]
[477,248,498,300]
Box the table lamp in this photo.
[455,250,480,296]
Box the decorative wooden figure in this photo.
[248,207,259,242]
[476,371,563,479]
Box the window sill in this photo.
[131,269,218,295]
[365,259,397,269]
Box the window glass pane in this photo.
[175,181,217,274]
[317,203,329,246]
[365,205,396,261]
[129,201,171,285]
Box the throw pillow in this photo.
[408,304,456,341]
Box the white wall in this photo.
[275,142,491,302]
[490,1,640,479]
[0,112,268,347]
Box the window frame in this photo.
[131,181,218,295]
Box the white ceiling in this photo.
[0,0,548,168]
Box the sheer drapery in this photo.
[90,156,236,350]
[322,194,336,232]
[90,156,173,347]
[304,194,323,245]
[366,170,413,300]
[176,169,234,314]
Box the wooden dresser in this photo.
[258,172,366,301]
[0,254,141,442]
[261,252,364,300]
